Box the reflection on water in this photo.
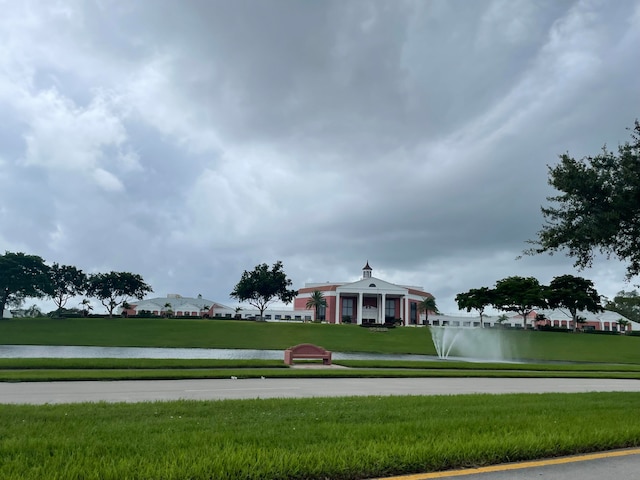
[0,345,441,362]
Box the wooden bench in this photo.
[284,343,332,365]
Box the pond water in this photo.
[0,345,442,362]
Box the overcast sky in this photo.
[1,0,639,315]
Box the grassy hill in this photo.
[1,317,639,363]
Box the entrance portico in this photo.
[334,277,410,325]
[293,262,434,325]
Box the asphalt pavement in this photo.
[374,449,640,480]
[1,376,640,404]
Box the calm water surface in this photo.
[0,345,442,361]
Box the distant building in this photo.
[426,309,638,332]
[293,262,434,325]
[530,308,638,332]
[125,294,222,317]
[125,294,314,321]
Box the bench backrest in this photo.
[289,343,328,355]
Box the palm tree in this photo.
[163,302,173,318]
[305,290,327,323]
[25,304,42,318]
[417,296,438,325]
[79,299,93,317]
[616,318,630,333]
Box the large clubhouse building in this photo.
[293,262,433,325]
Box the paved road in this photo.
[376,449,640,480]
[2,377,640,404]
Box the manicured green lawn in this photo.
[1,393,639,480]
[3,358,640,381]
[0,317,438,354]
[1,317,640,363]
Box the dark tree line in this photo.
[0,251,153,319]
[456,274,603,331]
[604,290,640,324]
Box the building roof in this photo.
[533,308,637,325]
[300,277,431,297]
[338,276,408,293]
[132,295,229,311]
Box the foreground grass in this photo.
[2,317,640,363]
[3,358,640,381]
[1,392,639,480]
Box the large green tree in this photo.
[230,261,298,320]
[87,271,153,317]
[604,290,640,324]
[48,263,87,315]
[0,252,52,319]
[527,120,640,279]
[455,287,495,327]
[305,290,327,322]
[492,276,546,330]
[546,274,603,332]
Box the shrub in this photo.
[537,325,570,333]
[583,330,620,336]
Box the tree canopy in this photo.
[527,120,640,279]
[605,290,640,324]
[546,274,603,332]
[455,287,495,327]
[492,276,546,329]
[230,261,298,320]
[87,271,153,317]
[48,263,87,314]
[0,252,51,319]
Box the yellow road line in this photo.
[373,448,640,479]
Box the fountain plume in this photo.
[430,326,512,361]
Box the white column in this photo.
[405,296,410,326]
[357,292,363,325]
[334,292,340,324]
[381,293,386,324]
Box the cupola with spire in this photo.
[362,261,372,279]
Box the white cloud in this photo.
[21,89,127,171]
[123,54,222,155]
[477,0,541,48]
[117,149,143,173]
[92,168,124,192]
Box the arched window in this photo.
[369,283,376,287]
